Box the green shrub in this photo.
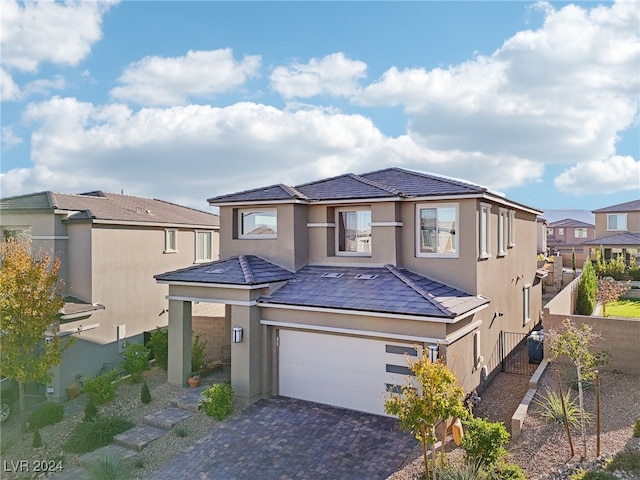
[535,388,582,428]
[605,450,640,474]
[634,418,640,438]
[84,455,129,480]
[462,416,510,467]
[84,398,99,422]
[437,461,488,480]
[201,383,234,420]
[191,334,207,372]
[576,258,597,315]
[173,426,189,437]
[32,428,42,448]
[121,343,150,383]
[64,415,134,454]
[491,461,525,480]
[29,402,64,430]
[83,370,120,405]
[148,328,169,370]
[141,380,151,404]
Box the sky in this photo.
[1,0,639,215]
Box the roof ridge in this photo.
[384,264,454,317]
[348,173,404,196]
[365,167,486,192]
[238,255,256,284]
[278,184,309,200]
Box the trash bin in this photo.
[528,329,544,364]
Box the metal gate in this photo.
[500,331,541,376]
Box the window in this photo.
[607,214,627,231]
[574,228,588,238]
[2,228,30,240]
[523,284,532,325]
[164,229,177,253]
[498,208,508,256]
[239,209,277,239]
[558,228,564,235]
[546,227,554,236]
[416,204,458,257]
[479,204,491,259]
[508,210,515,247]
[195,231,212,262]
[336,208,371,255]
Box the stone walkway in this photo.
[149,396,415,480]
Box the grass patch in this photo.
[604,298,640,318]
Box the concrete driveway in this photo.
[150,396,415,480]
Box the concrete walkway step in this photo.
[80,444,139,464]
[170,390,203,413]
[143,406,195,430]
[113,424,166,451]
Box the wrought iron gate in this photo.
[500,331,541,376]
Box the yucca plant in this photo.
[437,460,488,480]
[84,455,129,480]
[535,388,585,429]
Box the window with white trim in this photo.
[558,227,564,235]
[416,203,458,257]
[479,203,491,259]
[336,208,372,255]
[239,209,277,239]
[607,214,627,231]
[574,228,588,238]
[498,208,508,256]
[508,210,515,247]
[2,228,30,241]
[547,227,554,236]
[523,284,532,325]
[164,229,177,253]
[195,231,212,262]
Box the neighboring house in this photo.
[0,191,219,401]
[537,216,548,256]
[156,167,544,416]
[546,218,595,268]
[582,199,640,263]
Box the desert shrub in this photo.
[173,425,189,437]
[605,450,640,474]
[29,402,64,430]
[535,388,582,428]
[148,327,169,370]
[462,416,510,467]
[32,428,42,448]
[490,461,525,480]
[633,418,640,437]
[64,415,133,454]
[121,343,150,383]
[83,370,120,405]
[141,380,151,404]
[84,398,99,422]
[84,455,129,480]
[201,383,234,420]
[576,258,597,315]
[436,461,488,480]
[191,334,207,372]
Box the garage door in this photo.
[278,330,416,416]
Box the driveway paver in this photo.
[149,396,414,480]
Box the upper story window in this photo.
[498,208,508,256]
[2,228,30,241]
[336,208,371,255]
[523,284,532,326]
[416,203,458,258]
[546,227,554,236]
[239,209,277,239]
[574,228,588,238]
[607,213,627,231]
[164,229,177,253]
[558,228,564,235]
[195,231,212,262]
[479,203,491,259]
[508,210,515,247]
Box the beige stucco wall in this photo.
[594,210,640,237]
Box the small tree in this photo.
[0,236,75,431]
[571,248,577,277]
[597,278,630,316]
[548,319,605,458]
[575,257,597,315]
[384,349,466,480]
[141,379,152,404]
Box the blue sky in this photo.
[1,0,638,213]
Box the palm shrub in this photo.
[83,370,120,405]
[534,388,583,428]
[148,327,169,370]
[29,402,64,430]
[121,343,150,383]
[201,383,234,420]
[84,455,129,480]
[141,379,152,404]
[575,258,597,315]
[462,416,510,468]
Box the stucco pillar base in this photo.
[168,300,192,386]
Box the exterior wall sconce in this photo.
[233,326,243,343]
[46,386,55,395]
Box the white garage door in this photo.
[278,330,415,416]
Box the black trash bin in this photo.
[528,329,544,364]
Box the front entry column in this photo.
[168,299,192,386]
[230,304,263,404]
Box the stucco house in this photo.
[156,167,544,416]
[582,199,640,263]
[0,191,219,401]
[546,218,595,267]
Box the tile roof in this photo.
[593,199,640,213]
[583,232,640,246]
[208,167,488,204]
[548,218,594,228]
[1,191,219,227]
[154,255,296,285]
[259,265,489,319]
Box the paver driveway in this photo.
[150,396,415,480]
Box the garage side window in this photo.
[416,203,458,258]
[239,209,277,239]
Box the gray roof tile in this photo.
[548,218,594,228]
[593,199,640,213]
[583,232,640,246]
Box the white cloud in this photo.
[0,0,116,72]
[1,126,23,149]
[356,0,639,169]
[23,75,67,97]
[554,156,640,194]
[109,49,262,106]
[270,52,367,99]
[1,68,21,101]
